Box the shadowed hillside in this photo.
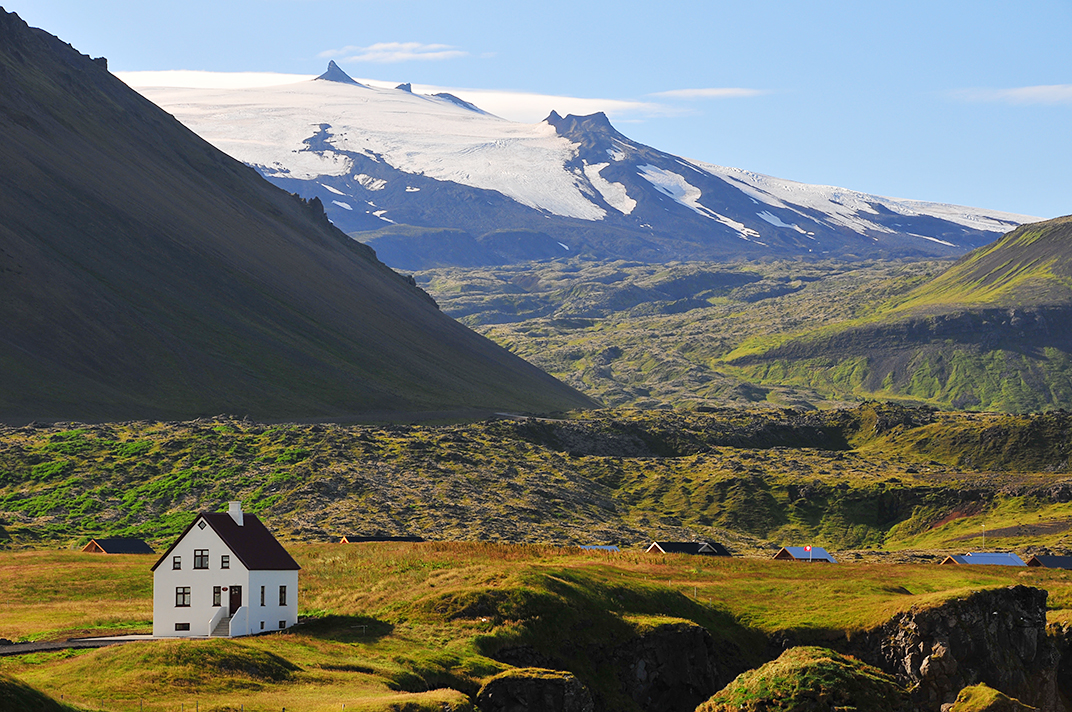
[0,9,594,423]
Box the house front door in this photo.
[229,585,242,614]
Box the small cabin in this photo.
[939,552,1026,566]
[773,546,836,563]
[646,541,731,556]
[339,535,424,543]
[151,502,300,638]
[82,537,155,554]
[1025,555,1072,569]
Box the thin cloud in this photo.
[649,87,766,99]
[116,70,683,124]
[374,81,683,123]
[319,42,468,63]
[951,84,1072,105]
[116,70,316,89]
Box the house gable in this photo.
[152,511,299,572]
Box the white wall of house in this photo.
[153,520,254,637]
[243,570,299,636]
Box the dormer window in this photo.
[172,555,181,570]
[194,549,208,569]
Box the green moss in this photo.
[698,646,907,712]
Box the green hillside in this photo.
[2,404,1071,555]
[0,9,593,423]
[725,216,1072,411]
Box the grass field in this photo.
[2,543,1070,711]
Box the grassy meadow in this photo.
[3,542,1072,711]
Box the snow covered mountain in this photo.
[133,62,1037,269]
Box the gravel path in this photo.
[0,635,155,657]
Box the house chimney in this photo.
[228,501,244,526]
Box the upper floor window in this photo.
[193,549,209,569]
[279,585,287,606]
[260,586,265,607]
[175,587,191,607]
[172,555,181,570]
[221,555,230,569]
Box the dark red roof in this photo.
[151,512,300,571]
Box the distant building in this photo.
[339,535,424,543]
[646,541,731,556]
[81,537,154,554]
[940,552,1026,566]
[151,502,300,638]
[579,545,620,552]
[1024,554,1072,569]
[773,546,837,563]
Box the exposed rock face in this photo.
[848,586,1062,712]
[611,621,719,712]
[476,668,594,712]
[490,620,724,712]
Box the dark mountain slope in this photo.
[0,9,594,423]
[726,216,1072,411]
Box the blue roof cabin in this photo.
[1025,554,1072,569]
[940,552,1026,566]
[773,546,836,563]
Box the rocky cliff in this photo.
[847,586,1063,712]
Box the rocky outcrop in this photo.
[476,668,594,712]
[697,646,909,712]
[611,621,719,712]
[847,586,1063,712]
[490,619,726,712]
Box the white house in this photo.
[151,502,300,637]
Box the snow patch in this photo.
[606,147,626,161]
[637,164,761,240]
[756,210,810,235]
[355,174,387,191]
[583,162,636,215]
[405,186,420,192]
[687,159,1037,238]
[320,183,347,196]
[558,242,570,251]
[331,200,353,210]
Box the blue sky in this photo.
[9,0,1070,218]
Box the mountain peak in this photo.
[316,60,361,85]
[544,111,629,145]
[396,82,412,93]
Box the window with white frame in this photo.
[193,549,209,569]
